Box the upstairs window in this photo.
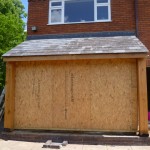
[49,0,111,24]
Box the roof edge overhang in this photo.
[3,53,148,62]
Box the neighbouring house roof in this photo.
[3,36,148,61]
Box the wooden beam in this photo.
[3,53,147,62]
[4,62,16,130]
[137,58,148,136]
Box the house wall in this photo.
[27,0,150,65]
[13,59,138,131]
[25,0,150,131]
[27,0,135,35]
[138,0,150,66]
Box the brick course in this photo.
[27,0,150,66]
[0,130,150,145]
[138,0,150,64]
[27,0,135,35]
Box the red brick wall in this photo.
[27,0,135,35]
[138,0,150,65]
[27,0,150,64]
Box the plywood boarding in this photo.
[14,59,138,131]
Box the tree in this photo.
[0,0,26,91]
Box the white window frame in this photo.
[48,0,111,25]
[49,1,64,24]
[94,0,111,22]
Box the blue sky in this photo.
[21,0,28,25]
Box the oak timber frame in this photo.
[4,62,15,130]
[4,55,148,135]
[137,58,148,135]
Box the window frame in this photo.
[48,0,111,25]
[49,0,64,24]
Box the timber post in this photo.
[4,62,16,130]
[137,58,149,136]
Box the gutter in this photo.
[135,0,139,37]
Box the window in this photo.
[49,0,111,24]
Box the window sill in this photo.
[47,20,112,26]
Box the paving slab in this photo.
[63,144,84,150]
[83,144,107,150]
[131,146,150,150]
[0,140,43,150]
[0,140,150,150]
[107,145,132,150]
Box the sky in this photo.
[21,0,28,28]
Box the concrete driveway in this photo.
[0,139,150,150]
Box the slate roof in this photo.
[3,36,148,57]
